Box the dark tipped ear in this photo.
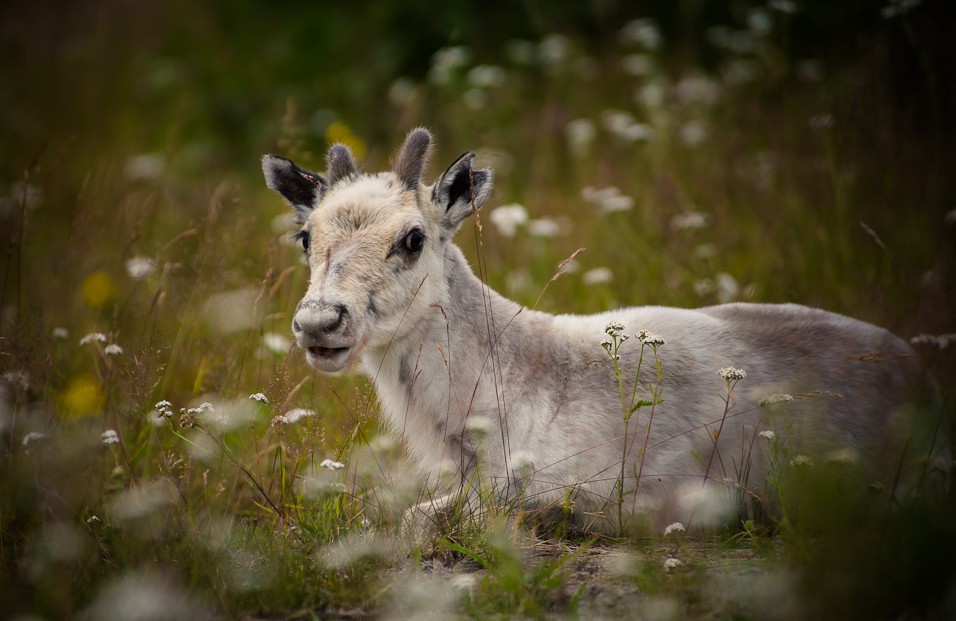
[327,144,358,185]
[433,151,494,233]
[261,155,326,223]
[393,127,433,189]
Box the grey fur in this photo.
[262,128,946,533]
[327,144,358,185]
[393,127,433,189]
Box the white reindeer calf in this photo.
[262,128,942,532]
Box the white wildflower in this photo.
[147,410,166,427]
[22,431,46,447]
[155,400,172,410]
[320,458,346,471]
[3,371,29,390]
[637,330,665,346]
[679,120,708,147]
[675,75,720,107]
[604,321,626,337]
[910,334,956,350]
[602,110,653,143]
[747,9,773,37]
[538,34,572,69]
[663,522,685,537]
[80,332,108,346]
[759,430,776,441]
[528,218,560,238]
[101,429,120,445]
[262,332,291,355]
[790,455,814,467]
[489,204,529,237]
[581,186,635,214]
[663,557,682,570]
[248,392,269,404]
[465,415,495,436]
[565,119,597,156]
[759,393,794,407]
[104,344,124,356]
[273,408,315,425]
[670,211,711,231]
[510,449,535,476]
[429,46,470,85]
[619,19,662,50]
[125,256,156,280]
[467,65,506,89]
[52,327,69,339]
[583,267,614,286]
[715,272,740,303]
[717,367,747,381]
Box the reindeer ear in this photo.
[393,127,433,189]
[261,155,326,223]
[433,151,494,233]
[327,144,358,185]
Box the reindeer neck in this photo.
[360,243,541,448]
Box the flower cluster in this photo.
[790,455,814,467]
[79,333,107,346]
[663,522,685,537]
[273,408,315,425]
[759,393,793,407]
[716,367,747,381]
[101,429,120,445]
[604,321,626,338]
[155,400,174,418]
[320,458,346,471]
[637,330,665,347]
[910,333,956,350]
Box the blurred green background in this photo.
[1,0,955,619]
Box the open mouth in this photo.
[309,346,349,359]
[305,345,352,372]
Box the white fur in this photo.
[263,129,943,532]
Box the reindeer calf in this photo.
[262,128,944,532]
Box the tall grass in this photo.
[2,2,955,619]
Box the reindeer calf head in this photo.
[262,128,493,373]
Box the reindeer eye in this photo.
[292,230,310,254]
[404,228,425,253]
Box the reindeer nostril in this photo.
[293,319,302,333]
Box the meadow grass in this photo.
[2,3,955,619]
